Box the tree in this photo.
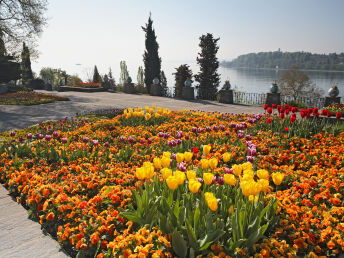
[137,66,144,87]
[195,33,220,100]
[142,13,161,93]
[160,70,168,97]
[173,64,193,98]
[0,30,20,83]
[278,67,324,101]
[21,42,33,85]
[119,61,129,86]
[0,0,47,54]
[93,65,101,83]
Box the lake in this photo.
[162,61,344,98]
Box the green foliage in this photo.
[39,67,76,86]
[142,14,161,94]
[195,33,220,100]
[173,64,193,98]
[137,66,144,87]
[21,42,34,85]
[93,65,101,83]
[283,99,308,109]
[160,70,168,97]
[119,61,129,86]
[222,51,344,71]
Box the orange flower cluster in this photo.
[1,108,343,257]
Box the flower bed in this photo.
[0,91,69,105]
[0,105,343,257]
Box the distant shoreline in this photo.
[220,66,344,73]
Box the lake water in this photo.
[162,61,344,98]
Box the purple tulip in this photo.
[212,176,217,185]
[176,139,182,145]
[247,156,254,163]
[45,135,52,141]
[171,153,176,160]
[147,138,152,144]
[10,131,15,137]
[104,141,110,147]
[184,134,189,140]
[128,136,135,144]
[197,128,203,133]
[225,131,230,136]
[119,136,126,142]
[217,176,224,185]
[61,138,68,144]
[158,132,164,137]
[27,133,33,140]
[191,127,197,133]
[230,122,236,128]
[38,134,44,139]
[212,125,218,131]
[19,136,25,143]
[53,131,59,138]
[205,126,211,132]
[245,135,251,141]
[92,139,98,146]
[197,178,204,185]
[83,137,89,143]
[140,139,145,144]
[220,125,225,131]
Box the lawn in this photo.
[0,105,343,257]
[0,91,69,105]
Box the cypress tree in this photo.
[173,64,193,98]
[194,33,220,100]
[0,30,6,57]
[142,13,161,94]
[93,65,101,83]
[160,70,168,96]
[21,42,34,85]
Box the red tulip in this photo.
[290,116,296,123]
[267,107,272,114]
[264,104,268,110]
[192,147,198,154]
[284,127,289,132]
[266,118,272,124]
[336,112,342,119]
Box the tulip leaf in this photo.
[172,230,188,258]
[193,208,200,238]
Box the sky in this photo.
[32,0,344,82]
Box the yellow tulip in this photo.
[161,157,170,168]
[188,179,201,193]
[161,168,172,179]
[176,153,184,163]
[204,192,215,201]
[143,162,154,179]
[175,170,186,185]
[145,113,151,120]
[224,174,236,186]
[153,158,162,169]
[257,169,269,180]
[272,172,284,186]
[203,145,211,155]
[157,107,163,114]
[209,158,218,169]
[258,179,269,192]
[128,108,133,113]
[222,152,231,162]
[187,170,196,181]
[184,152,193,162]
[152,105,156,110]
[123,109,127,115]
[241,180,255,196]
[232,164,242,176]
[242,162,253,171]
[163,152,171,159]
[155,112,161,119]
[206,196,218,211]
[200,159,209,169]
[251,182,262,196]
[149,108,154,114]
[145,106,150,112]
[135,167,145,180]
[240,173,254,182]
[166,176,179,190]
[203,173,214,185]
[243,169,254,179]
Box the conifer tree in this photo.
[93,65,101,83]
[0,30,6,57]
[137,66,144,87]
[160,70,168,96]
[119,61,129,86]
[195,33,220,100]
[21,42,33,85]
[142,13,161,94]
[173,64,193,98]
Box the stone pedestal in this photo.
[182,87,194,100]
[0,83,8,94]
[266,93,281,107]
[324,96,341,107]
[219,90,233,104]
[45,83,52,91]
[150,84,162,96]
[123,83,135,94]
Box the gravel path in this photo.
[0,90,264,133]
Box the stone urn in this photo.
[182,79,194,100]
[270,82,279,94]
[124,77,135,94]
[0,83,8,94]
[150,78,162,96]
[219,81,233,104]
[328,86,339,97]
